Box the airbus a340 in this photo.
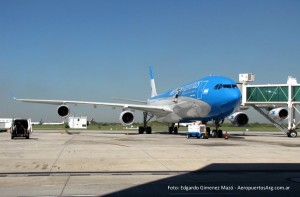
[16,66,250,135]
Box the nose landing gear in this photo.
[211,119,224,138]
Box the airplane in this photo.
[15,65,249,136]
[31,118,64,125]
[42,121,64,125]
[31,119,43,125]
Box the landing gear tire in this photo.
[168,126,178,134]
[11,132,15,140]
[217,130,223,138]
[146,127,152,134]
[212,130,217,138]
[173,127,178,134]
[26,134,29,139]
[138,126,145,134]
[168,127,173,134]
[288,130,297,138]
[206,127,211,138]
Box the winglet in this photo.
[150,65,158,97]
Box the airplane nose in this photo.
[232,90,241,103]
[220,90,241,110]
[231,89,242,105]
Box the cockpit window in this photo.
[214,84,238,90]
[214,84,222,89]
[223,84,232,88]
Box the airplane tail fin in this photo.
[150,65,158,97]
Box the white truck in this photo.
[10,118,32,139]
[0,118,12,131]
[186,123,207,139]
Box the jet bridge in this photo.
[239,74,300,137]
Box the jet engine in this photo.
[228,112,249,126]
[57,105,70,118]
[269,108,288,121]
[119,111,134,126]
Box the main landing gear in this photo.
[168,123,178,134]
[138,111,181,135]
[138,112,154,134]
[211,119,224,138]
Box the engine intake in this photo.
[228,112,249,126]
[269,108,288,121]
[57,105,70,118]
[119,111,134,126]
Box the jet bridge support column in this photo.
[287,107,297,137]
[288,80,293,131]
[287,78,297,137]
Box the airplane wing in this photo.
[14,98,173,115]
[112,97,148,104]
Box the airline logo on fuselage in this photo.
[169,81,200,96]
[169,80,208,97]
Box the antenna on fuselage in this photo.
[150,65,158,97]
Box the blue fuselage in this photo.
[148,76,241,123]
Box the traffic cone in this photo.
[224,131,228,140]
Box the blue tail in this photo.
[150,65,157,97]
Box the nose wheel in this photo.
[287,130,297,138]
[212,119,224,138]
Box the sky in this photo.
[1,0,300,123]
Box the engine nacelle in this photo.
[228,112,249,126]
[119,111,134,126]
[269,108,288,121]
[57,105,70,118]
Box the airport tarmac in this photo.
[0,129,299,197]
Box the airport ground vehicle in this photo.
[186,124,207,139]
[0,118,12,131]
[10,119,32,139]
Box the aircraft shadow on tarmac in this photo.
[231,133,289,138]
[158,131,187,136]
[104,163,300,197]
[12,137,39,140]
[65,130,81,135]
